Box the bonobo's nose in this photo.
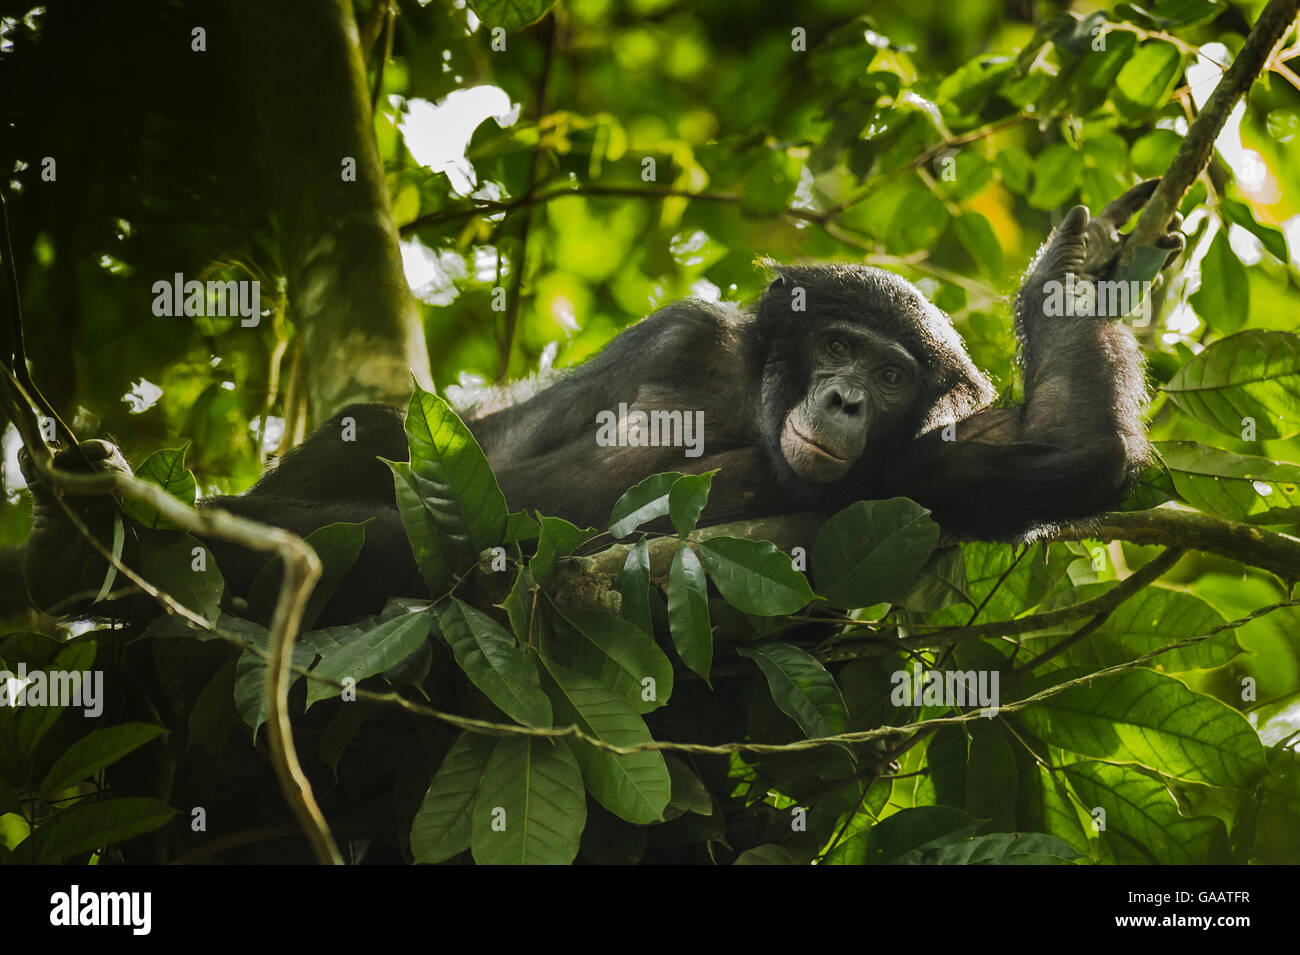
[825,385,864,417]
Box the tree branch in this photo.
[1123,0,1300,259]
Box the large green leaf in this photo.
[247,521,368,629]
[667,545,712,680]
[233,637,315,738]
[608,472,682,538]
[1190,230,1249,333]
[857,806,982,865]
[39,723,167,798]
[1164,330,1300,440]
[439,599,552,728]
[389,385,508,594]
[1113,41,1183,122]
[470,736,586,865]
[1016,668,1266,786]
[1156,440,1300,524]
[305,608,433,707]
[668,471,716,536]
[737,642,849,740]
[812,499,939,609]
[140,533,226,623]
[120,443,196,530]
[542,604,674,712]
[617,537,653,635]
[542,660,670,824]
[15,640,97,759]
[698,536,814,615]
[25,797,176,864]
[469,0,557,32]
[1034,581,1241,672]
[410,732,495,864]
[894,831,1079,864]
[1062,760,1230,864]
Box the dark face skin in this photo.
[779,322,921,482]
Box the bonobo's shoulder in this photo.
[634,297,748,350]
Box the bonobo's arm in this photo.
[885,181,1184,538]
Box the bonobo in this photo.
[9,182,1183,622]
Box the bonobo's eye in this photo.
[879,366,903,386]
[826,338,849,359]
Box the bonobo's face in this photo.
[779,323,921,482]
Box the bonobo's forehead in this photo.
[816,321,920,367]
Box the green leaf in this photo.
[667,545,712,680]
[608,472,683,538]
[305,609,433,707]
[1221,198,1289,262]
[1164,330,1300,440]
[1113,41,1183,122]
[248,521,367,629]
[504,510,540,544]
[1062,760,1230,863]
[140,534,225,623]
[498,565,537,643]
[529,515,598,584]
[859,806,982,864]
[470,736,585,865]
[894,831,1079,864]
[812,498,940,609]
[1142,0,1227,29]
[26,797,175,863]
[233,637,315,738]
[120,444,196,530]
[15,639,97,759]
[1028,143,1083,210]
[439,599,552,728]
[617,537,653,635]
[1130,129,1183,180]
[1190,230,1249,334]
[1156,440,1300,524]
[1116,461,1178,511]
[953,211,1004,277]
[0,773,19,816]
[469,0,557,32]
[389,385,508,594]
[697,536,814,615]
[665,755,713,817]
[736,642,849,740]
[896,545,970,612]
[542,660,670,824]
[542,604,674,712]
[668,471,716,537]
[39,723,166,798]
[1035,581,1241,672]
[1017,668,1266,786]
[410,732,495,864]
[736,845,803,864]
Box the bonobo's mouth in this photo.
[789,423,845,462]
[780,418,852,482]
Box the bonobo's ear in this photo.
[756,256,789,294]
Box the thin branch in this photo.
[496,14,556,383]
[12,376,340,865]
[1122,0,1300,261]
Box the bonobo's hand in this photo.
[1019,179,1186,325]
[18,439,133,615]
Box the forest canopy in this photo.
[0,0,1299,868]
